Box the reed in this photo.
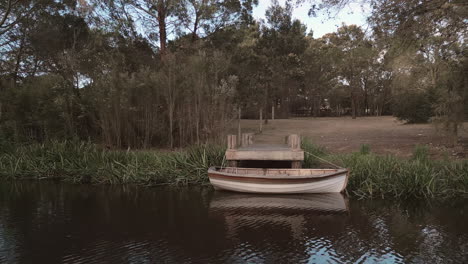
[1,140,467,199]
[332,150,468,199]
[302,141,468,199]
[0,141,224,186]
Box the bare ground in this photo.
[235,116,468,159]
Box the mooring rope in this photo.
[304,151,343,169]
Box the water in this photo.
[0,182,467,263]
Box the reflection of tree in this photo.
[0,183,467,263]
[0,183,226,263]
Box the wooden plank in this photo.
[239,144,290,151]
[225,150,304,161]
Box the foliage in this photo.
[393,90,434,123]
[0,0,466,148]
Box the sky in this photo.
[252,0,371,38]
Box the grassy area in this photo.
[1,140,467,199]
[0,141,225,185]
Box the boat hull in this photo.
[208,167,348,194]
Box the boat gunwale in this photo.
[208,166,348,180]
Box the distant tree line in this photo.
[0,0,466,148]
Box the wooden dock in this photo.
[225,134,304,168]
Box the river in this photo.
[0,182,467,263]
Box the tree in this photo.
[322,25,374,119]
[176,0,257,41]
[256,0,308,119]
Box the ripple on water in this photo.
[0,182,467,263]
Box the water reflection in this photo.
[210,192,349,213]
[209,192,350,263]
[0,182,467,263]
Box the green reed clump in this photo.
[301,139,468,199]
[337,151,468,199]
[0,141,225,186]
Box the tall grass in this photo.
[339,153,468,198]
[302,141,468,199]
[0,141,225,185]
[1,140,467,199]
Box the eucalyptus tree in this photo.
[302,37,338,117]
[256,0,308,119]
[322,25,374,119]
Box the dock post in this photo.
[287,134,301,150]
[288,134,302,168]
[291,161,302,168]
[228,135,237,150]
[227,135,238,167]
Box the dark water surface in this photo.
[0,182,467,263]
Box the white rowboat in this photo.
[208,167,349,194]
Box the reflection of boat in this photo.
[208,167,349,194]
[209,192,348,214]
[209,193,348,240]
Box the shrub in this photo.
[393,91,434,123]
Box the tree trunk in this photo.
[259,108,263,133]
[237,106,241,141]
[264,86,269,124]
[351,93,357,119]
[12,34,25,85]
[192,12,199,41]
[314,96,321,117]
[157,2,167,56]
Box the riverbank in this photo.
[1,140,467,199]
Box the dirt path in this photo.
[234,116,468,159]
